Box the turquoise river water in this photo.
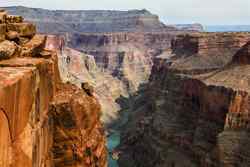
[107,131,120,167]
[107,109,130,167]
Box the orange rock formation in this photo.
[0,10,107,167]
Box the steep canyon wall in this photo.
[118,32,250,167]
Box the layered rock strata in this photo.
[44,31,178,126]
[68,32,180,92]
[172,33,250,56]
[167,32,250,72]
[4,6,176,33]
[45,35,130,125]
[45,30,250,131]
[0,10,107,167]
[118,33,250,167]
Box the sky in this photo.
[0,0,250,25]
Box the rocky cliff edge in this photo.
[0,10,107,167]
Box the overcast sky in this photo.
[0,0,250,25]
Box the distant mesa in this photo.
[2,6,204,33]
[172,23,204,32]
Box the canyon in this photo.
[117,32,250,167]
[42,27,250,167]
[4,6,205,127]
[2,5,250,167]
[45,31,183,126]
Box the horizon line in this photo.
[1,5,250,26]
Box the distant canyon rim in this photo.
[1,5,250,167]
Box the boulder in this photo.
[7,22,36,38]
[6,31,19,41]
[0,40,18,60]
[21,35,46,57]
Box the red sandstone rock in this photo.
[21,34,46,57]
[0,40,18,60]
[50,83,107,167]
[6,31,19,40]
[0,63,55,167]
[0,13,107,167]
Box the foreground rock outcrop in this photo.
[50,84,107,167]
[0,10,107,167]
[118,32,250,167]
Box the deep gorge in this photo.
[1,6,250,167]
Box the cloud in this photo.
[0,0,249,25]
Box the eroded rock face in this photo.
[0,58,57,167]
[118,32,250,167]
[0,11,107,167]
[173,33,250,55]
[50,84,107,167]
[165,32,250,72]
[44,32,177,126]
[69,32,179,92]
[45,35,129,125]
[0,109,11,167]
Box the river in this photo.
[107,109,130,167]
[107,131,120,167]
